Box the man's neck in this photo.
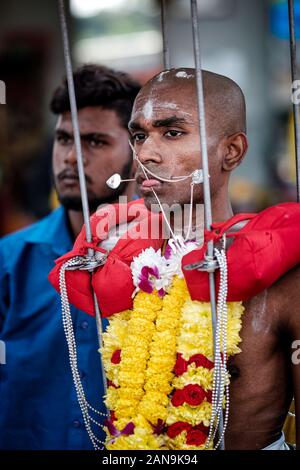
[170,194,233,243]
[67,210,85,240]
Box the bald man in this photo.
[50,68,300,450]
[129,68,299,450]
[131,69,247,222]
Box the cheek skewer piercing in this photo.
[106,174,135,189]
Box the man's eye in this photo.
[57,135,72,145]
[165,130,182,137]
[133,133,146,142]
[89,139,105,148]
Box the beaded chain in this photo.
[206,243,229,449]
[59,256,108,450]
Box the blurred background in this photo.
[0,0,299,235]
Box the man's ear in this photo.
[222,132,248,171]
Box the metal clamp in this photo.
[65,254,107,272]
[184,255,219,273]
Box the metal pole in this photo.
[161,0,171,69]
[58,0,107,395]
[190,0,224,449]
[288,0,300,202]
[58,0,92,243]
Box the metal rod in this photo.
[190,0,225,449]
[161,0,170,69]
[94,292,107,396]
[58,0,92,243]
[58,0,107,393]
[288,0,300,202]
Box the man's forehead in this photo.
[55,108,122,135]
[132,93,195,121]
[132,109,192,122]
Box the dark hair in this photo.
[50,64,141,128]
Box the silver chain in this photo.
[206,245,229,449]
[59,257,108,450]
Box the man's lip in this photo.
[58,173,92,184]
[58,172,79,181]
[141,179,161,188]
[136,174,164,185]
[61,175,79,180]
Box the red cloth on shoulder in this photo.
[49,201,300,317]
[48,199,163,316]
[182,202,300,301]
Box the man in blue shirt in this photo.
[0,64,140,449]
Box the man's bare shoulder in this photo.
[267,262,300,333]
[270,262,300,293]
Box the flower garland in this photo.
[101,241,244,450]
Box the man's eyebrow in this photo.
[152,116,188,127]
[55,128,70,136]
[80,132,110,141]
[128,121,142,131]
[55,129,110,139]
[128,115,189,131]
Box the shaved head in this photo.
[130,67,248,212]
[134,68,246,138]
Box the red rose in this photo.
[174,353,188,376]
[205,390,212,403]
[183,384,206,406]
[189,354,214,370]
[167,422,192,438]
[186,429,207,446]
[171,389,185,407]
[110,411,116,422]
[111,349,121,364]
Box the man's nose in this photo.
[64,144,87,165]
[137,137,162,165]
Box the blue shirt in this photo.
[0,207,106,450]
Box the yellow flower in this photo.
[105,386,119,410]
[166,401,212,427]
[165,431,213,450]
[172,364,213,391]
[102,270,244,450]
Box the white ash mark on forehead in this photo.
[156,71,169,82]
[142,100,153,120]
[159,102,178,109]
[153,102,192,116]
[175,71,194,79]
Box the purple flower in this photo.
[105,418,135,443]
[164,243,172,260]
[152,419,166,435]
[157,288,165,298]
[138,265,160,293]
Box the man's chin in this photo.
[58,195,105,213]
[58,196,85,212]
[142,195,164,213]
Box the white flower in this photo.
[130,241,199,296]
[164,240,199,279]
